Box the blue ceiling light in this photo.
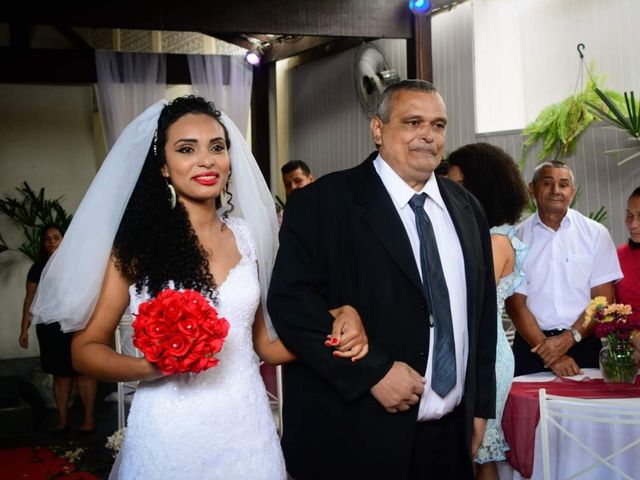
[409,0,432,15]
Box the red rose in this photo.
[202,317,230,338]
[158,355,182,375]
[165,334,192,357]
[159,294,184,323]
[146,320,172,339]
[177,317,200,338]
[134,338,164,362]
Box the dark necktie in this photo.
[408,193,456,397]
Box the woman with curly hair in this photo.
[32,96,366,479]
[447,142,529,480]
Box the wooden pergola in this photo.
[1,0,450,180]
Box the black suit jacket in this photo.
[268,155,497,480]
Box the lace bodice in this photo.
[110,217,285,480]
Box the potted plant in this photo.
[583,297,639,383]
[0,182,72,260]
[587,88,640,165]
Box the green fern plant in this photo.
[0,182,73,261]
[520,70,625,168]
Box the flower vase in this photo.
[599,340,638,384]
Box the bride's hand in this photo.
[139,357,164,380]
[326,305,369,362]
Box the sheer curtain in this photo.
[95,51,166,428]
[187,55,253,137]
[95,51,167,147]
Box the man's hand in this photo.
[531,333,573,366]
[370,361,425,414]
[549,355,581,377]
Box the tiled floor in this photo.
[0,375,120,479]
[0,359,282,479]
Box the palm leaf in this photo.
[0,181,73,259]
[0,233,8,254]
[18,225,40,261]
[588,205,608,224]
[588,88,640,138]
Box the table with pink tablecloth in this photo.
[501,370,640,478]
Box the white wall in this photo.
[433,0,640,245]
[0,84,99,360]
[286,39,408,178]
[473,0,640,133]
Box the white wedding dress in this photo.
[110,217,286,480]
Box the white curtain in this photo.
[95,51,166,423]
[96,51,167,147]
[187,55,253,137]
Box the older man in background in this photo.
[506,160,622,377]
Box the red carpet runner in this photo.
[0,446,99,479]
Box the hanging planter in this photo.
[519,70,624,168]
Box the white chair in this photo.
[503,312,516,346]
[538,388,640,480]
[260,362,284,437]
[114,309,140,430]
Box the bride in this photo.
[31,96,367,479]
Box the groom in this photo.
[268,80,497,479]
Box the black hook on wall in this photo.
[577,43,585,59]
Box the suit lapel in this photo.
[438,177,478,328]
[351,157,424,297]
[438,178,474,264]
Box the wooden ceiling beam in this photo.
[1,0,412,39]
[0,48,193,85]
[54,24,93,52]
[262,36,338,63]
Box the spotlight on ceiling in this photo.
[245,49,262,66]
[408,0,432,15]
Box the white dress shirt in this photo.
[515,209,622,330]
[374,155,468,421]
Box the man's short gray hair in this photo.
[531,160,575,185]
[375,79,438,123]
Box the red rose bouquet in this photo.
[132,289,230,375]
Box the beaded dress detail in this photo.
[110,217,285,479]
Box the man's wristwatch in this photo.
[569,327,582,344]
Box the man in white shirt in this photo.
[506,161,622,377]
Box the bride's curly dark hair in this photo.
[113,95,232,300]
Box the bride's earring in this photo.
[166,180,177,209]
[219,187,228,207]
